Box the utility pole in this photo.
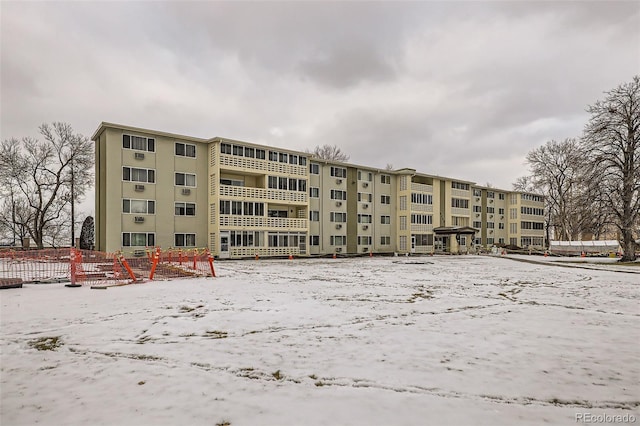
[70,159,75,248]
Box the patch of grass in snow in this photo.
[272,370,283,380]
[314,381,325,387]
[28,336,62,351]
[216,421,231,426]
[309,374,317,380]
[204,330,228,339]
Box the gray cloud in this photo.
[1,0,638,202]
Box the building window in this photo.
[256,149,266,160]
[230,231,263,247]
[175,202,196,216]
[232,145,244,157]
[473,189,482,197]
[499,223,505,229]
[330,167,347,178]
[410,214,432,224]
[175,173,196,187]
[487,222,495,229]
[510,194,518,204]
[498,208,505,215]
[381,215,391,224]
[358,236,372,245]
[411,193,432,204]
[452,216,469,226]
[358,193,372,202]
[175,142,196,158]
[451,198,469,209]
[521,206,544,216]
[400,196,407,210]
[122,232,155,247]
[288,178,298,191]
[310,187,319,198]
[220,178,244,187]
[278,152,288,163]
[357,214,372,223]
[521,221,544,230]
[487,207,495,213]
[310,211,320,221]
[451,181,470,190]
[473,205,482,213]
[298,180,307,192]
[123,167,155,183]
[278,177,288,190]
[499,193,505,200]
[310,163,320,174]
[487,237,494,245]
[330,190,347,200]
[309,235,320,246]
[487,191,495,198]
[220,143,232,154]
[510,223,517,233]
[330,235,346,246]
[175,233,196,247]
[381,175,391,184]
[473,221,482,228]
[123,199,155,214]
[414,234,433,246]
[123,134,155,152]
[381,195,391,204]
[330,212,347,222]
[380,236,391,245]
[268,176,278,189]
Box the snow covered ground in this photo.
[1,255,639,426]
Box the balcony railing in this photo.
[411,204,433,213]
[219,154,307,177]
[219,185,307,203]
[219,215,308,229]
[411,182,433,193]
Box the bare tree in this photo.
[524,138,593,241]
[512,176,536,193]
[385,163,394,171]
[583,76,640,261]
[0,123,93,249]
[306,144,350,162]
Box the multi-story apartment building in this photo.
[92,122,546,257]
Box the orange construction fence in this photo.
[0,247,215,288]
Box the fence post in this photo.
[207,250,216,278]
[70,247,77,285]
[193,249,197,270]
[119,253,137,282]
[149,248,160,280]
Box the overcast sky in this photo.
[2,1,639,215]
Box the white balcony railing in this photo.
[219,185,307,203]
[219,215,308,230]
[410,224,434,233]
[219,154,307,177]
[411,182,433,193]
[411,204,434,213]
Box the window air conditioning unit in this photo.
[134,152,145,160]
[501,216,504,220]
[134,184,145,191]
[133,250,146,257]
[490,199,494,203]
[363,182,369,188]
[336,224,342,229]
[335,247,342,253]
[489,230,494,234]
[363,247,369,252]
[134,216,145,223]
[490,215,494,219]
[336,201,342,207]
[336,179,343,184]
[363,225,369,230]
[181,188,191,195]
[363,203,369,209]
[475,197,480,202]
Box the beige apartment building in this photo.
[92,122,545,258]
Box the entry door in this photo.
[299,235,307,255]
[219,231,230,259]
[411,236,416,253]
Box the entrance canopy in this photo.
[433,226,478,236]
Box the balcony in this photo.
[219,215,307,230]
[219,154,307,177]
[219,185,307,203]
[411,204,433,213]
[411,182,433,193]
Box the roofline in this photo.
[91,122,209,144]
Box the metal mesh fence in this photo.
[0,247,215,288]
